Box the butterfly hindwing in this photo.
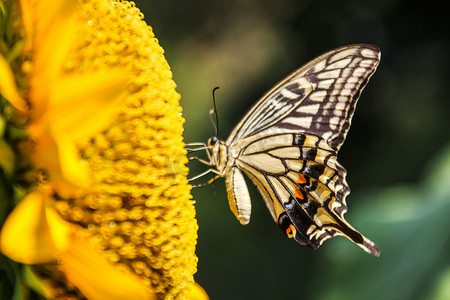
[227,44,380,151]
[233,132,379,256]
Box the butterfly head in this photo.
[207,136,228,173]
[207,136,219,147]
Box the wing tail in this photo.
[281,194,379,256]
[319,206,380,256]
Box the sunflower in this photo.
[0,0,206,299]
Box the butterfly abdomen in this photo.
[225,167,252,225]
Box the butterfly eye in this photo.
[208,136,218,146]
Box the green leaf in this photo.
[0,138,14,176]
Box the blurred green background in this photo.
[138,1,450,299]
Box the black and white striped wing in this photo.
[226,44,380,151]
[233,132,379,256]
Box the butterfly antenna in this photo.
[210,87,220,194]
[209,87,220,137]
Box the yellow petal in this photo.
[28,128,89,197]
[34,0,77,78]
[45,202,72,252]
[0,54,27,112]
[27,132,75,194]
[188,282,209,300]
[49,69,130,141]
[19,0,33,41]
[61,232,154,300]
[30,0,77,119]
[0,190,57,264]
[54,133,90,193]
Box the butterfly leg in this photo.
[185,142,210,154]
[185,142,207,147]
[190,173,222,188]
[186,142,216,166]
[187,168,222,182]
[188,156,215,166]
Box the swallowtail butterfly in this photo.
[188,44,381,256]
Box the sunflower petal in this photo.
[188,282,209,300]
[34,0,77,77]
[45,201,72,252]
[0,54,27,112]
[54,133,90,195]
[49,69,130,141]
[29,0,77,119]
[18,0,33,41]
[28,130,89,197]
[0,190,57,264]
[61,232,154,300]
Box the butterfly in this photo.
[188,44,381,256]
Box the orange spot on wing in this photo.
[297,174,307,184]
[294,174,306,200]
[286,224,296,238]
[294,188,304,199]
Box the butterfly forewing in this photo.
[227,44,380,151]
